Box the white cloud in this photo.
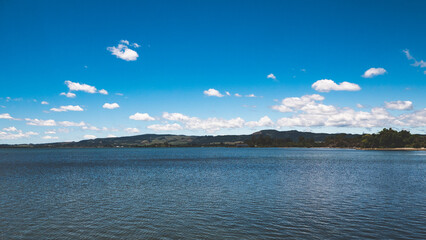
[50,105,84,112]
[0,129,38,140]
[226,91,231,96]
[245,116,274,128]
[356,104,365,108]
[25,118,56,126]
[3,126,17,132]
[45,130,56,134]
[161,112,245,133]
[396,108,426,127]
[312,79,361,92]
[272,94,325,113]
[107,134,117,138]
[246,94,256,98]
[235,93,242,97]
[120,40,130,45]
[273,94,426,128]
[42,135,58,140]
[362,68,387,78]
[58,121,86,127]
[267,73,277,81]
[124,127,140,134]
[116,93,124,96]
[0,113,14,120]
[99,89,108,95]
[203,88,224,97]
[83,135,96,139]
[403,49,414,60]
[385,101,413,110]
[129,112,155,121]
[41,101,49,105]
[403,49,426,73]
[147,123,183,131]
[65,80,97,93]
[132,43,140,48]
[103,103,120,109]
[107,41,139,61]
[82,126,100,131]
[60,92,76,98]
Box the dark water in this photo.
[0,148,425,239]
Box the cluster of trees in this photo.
[245,128,425,148]
[360,128,425,148]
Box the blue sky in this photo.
[1,0,425,143]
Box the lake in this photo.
[0,148,425,239]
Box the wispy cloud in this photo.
[124,127,140,134]
[403,49,426,74]
[0,128,38,140]
[147,123,183,131]
[60,92,76,98]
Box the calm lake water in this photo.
[0,148,425,239]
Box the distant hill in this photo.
[0,130,361,148]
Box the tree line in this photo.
[245,128,426,148]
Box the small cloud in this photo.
[129,112,155,121]
[246,94,256,98]
[99,89,108,95]
[116,93,124,96]
[362,68,387,78]
[235,93,242,97]
[385,101,413,110]
[0,113,15,120]
[245,116,274,128]
[103,103,120,109]
[60,92,76,98]
[50,105,84,112]
[132,43,140,48]
[42,135,59,140]
[44,130,56,134]
[312,79,361,92]
[25,118,56,126]
[3,126,17,132]
[124,127,140,134]
[226,91,231,96]
[356,104,365,108]
[65,80,97,93]
[41,101,49,105]
[147,123,183,131]
[203,88,224,97]
[267,73,277,81]
[83,134,96,139]
[120,40,130,45]
[107,134,117,138]
[107,40,139,61]
[59,121,85,127]
[403,49,414,60]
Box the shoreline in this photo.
[0,146,425,151]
